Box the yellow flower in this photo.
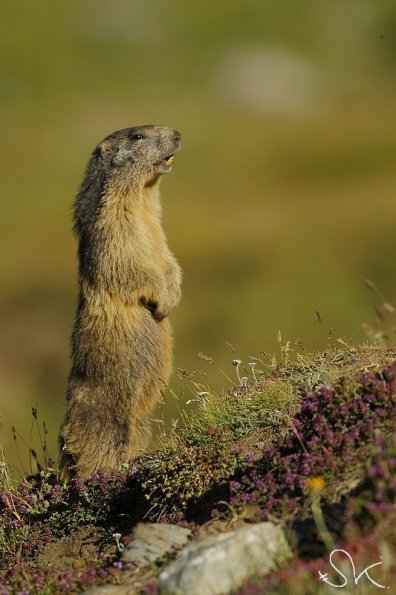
[307,476,325,491]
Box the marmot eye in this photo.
[132,133,145,140]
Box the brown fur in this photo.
[58,126,182,480]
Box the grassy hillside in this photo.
[0,341,395,593]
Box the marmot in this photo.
[58,125,182,480]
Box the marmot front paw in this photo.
[140,297,170,321]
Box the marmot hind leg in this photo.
[58,414,130,479]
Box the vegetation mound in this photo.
[1,342,395,593]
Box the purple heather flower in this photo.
[230,481,240,492]
[245,452,255,464]
[113,560,124,570]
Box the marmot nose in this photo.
[173,130,181,143]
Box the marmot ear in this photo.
[96,140,113,158]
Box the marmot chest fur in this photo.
[59,125,182,479]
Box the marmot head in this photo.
[74,126,181,233]
[92,125,181,190]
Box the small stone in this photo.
[123,523,192,566]
[158,522,291,595]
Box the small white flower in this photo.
[113,532,124,552]
[248,362,258,383]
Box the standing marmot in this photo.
[58,125,182,480]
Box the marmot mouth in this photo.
[162,154,175,166]
[155,153,176,172]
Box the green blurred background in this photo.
[1,0,396,472]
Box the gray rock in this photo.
[158,522,292,595]
[123,522,192,566]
